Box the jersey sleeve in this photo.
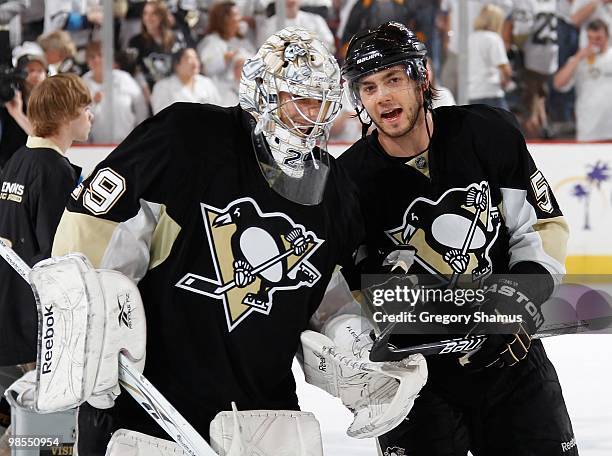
[52,104,194,282]
[477,108,569,280]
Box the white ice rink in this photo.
[295,335,612,456]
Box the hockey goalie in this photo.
[2,25,429,456]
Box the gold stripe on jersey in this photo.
[533,216,569,267]
[149,206,182,270]
[52,210,118,267]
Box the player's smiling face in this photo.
[357,64,423,139]
[278,91,324,135]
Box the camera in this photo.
[0,63,25,104]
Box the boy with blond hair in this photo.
[0,73,92,368]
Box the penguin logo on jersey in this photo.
[385,182,500,288]
[176,197,324,331]
[383,447,405,456]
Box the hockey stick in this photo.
[0,238,217,456]
[176,235,317,306]
[369,317,607,362]
[214,235,314,294]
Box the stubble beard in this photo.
[374,102,422,139]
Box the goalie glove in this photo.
[300,315,427,439]
[7,254,146,413]
[460,277,545,370]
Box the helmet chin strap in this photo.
[356,105,373,139]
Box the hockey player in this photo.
[339,22,576,455]
[48,27,423,454]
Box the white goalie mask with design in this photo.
[239,26,342,205]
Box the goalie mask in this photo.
[239,26,342,205]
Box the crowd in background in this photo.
[1,0,611,158]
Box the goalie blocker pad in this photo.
[9,254,146,413]
[300,314,428,439]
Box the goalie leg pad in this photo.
[209,403,323,456]
[105,429,187,456]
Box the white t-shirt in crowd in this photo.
[513,0,559,75]
[559,48,612,141]
[197,32,255,107]
[468,30,509,99]
[151,74,222,115]
[440,0,512,54]
[82,69,149,144]
[572,0,612,48]
[257,11,335,51]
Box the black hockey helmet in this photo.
[342,21,428,108]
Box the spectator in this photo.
[468,3,511,109]
[408,0,442,75]
[128,0,187,92]
[119,0,148,49]
[151,47,221,114]
[508,0,560,138]
[20,0,45,43]
[82,41,149,144]
[37,30,83,75]
[197,1,255,106]
[339,0,416,57]
[0,74,91,452]
[438,0,512,97]
[548,0,580,134]
[0,46,48,169]
[554,19,612,141]
[257,0,335,50]
[571,0,612,47]
[43,0,105,51]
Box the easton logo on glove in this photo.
[460,278,545,370]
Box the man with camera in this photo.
[0,2,46,169]
[0,50,48,169]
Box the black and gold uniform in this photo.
[52,103,363,453]
[339,104,576,456]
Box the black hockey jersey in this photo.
[0,139,80,365]
[52,103,363,439]
[338,105,569,287]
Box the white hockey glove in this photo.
[6,254,146,413]
[300,314,427,439]
[209,402,323,456]
[105,429,188,456]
